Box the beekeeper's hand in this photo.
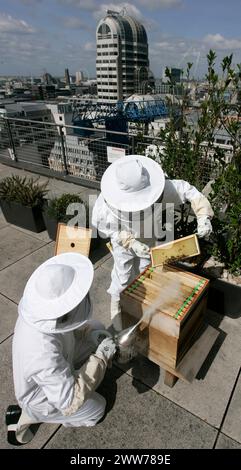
[96,337,116,364]
[197,216,213,239]
[130,240,150,258]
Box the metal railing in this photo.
[0,116,233,189]
[0,116,134,188]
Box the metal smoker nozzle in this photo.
[113,324,140,363]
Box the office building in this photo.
[64,68,71,87]
[76,71,85,85]
[96,10,149,102]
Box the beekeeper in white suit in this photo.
[6,252,116,446]
[92,155,213,332]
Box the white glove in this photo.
[96,337,116,363]
[89,329,112,347]
[130,239,150,259]
[197,216,213,239]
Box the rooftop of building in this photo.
[97,10,148,44]
[0,163,241,450]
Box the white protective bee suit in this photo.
[10,252,116,445]
[92,155,213,330]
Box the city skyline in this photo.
[0,0,241,78]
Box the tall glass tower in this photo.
[96,10,149,103]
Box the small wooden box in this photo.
[120,264,209,370]
[55,223,92,257]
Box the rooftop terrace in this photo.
[0,162,240,450]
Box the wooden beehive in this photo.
[120,264,209,370]
[55,223,92,257]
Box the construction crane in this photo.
[72,98,169,141]
[72,98,168,125]
[71,98,173,177]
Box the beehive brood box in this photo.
[120,264,209,370]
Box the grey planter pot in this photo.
[0,199,46,233]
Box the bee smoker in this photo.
[114,324,141,364]
[89,325,142,364]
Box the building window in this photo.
[97,24,111,35]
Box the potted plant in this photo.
[0,175,48,232]
[43,193,100,251]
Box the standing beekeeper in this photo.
[6,252,116,446]
[92,154,213,332]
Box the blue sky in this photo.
[0,0,241,78]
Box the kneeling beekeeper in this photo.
[92,154,214,332]
[6,252,116,445]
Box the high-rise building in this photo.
[64,68,70,87]
[170,68,182,83]
[75,71,85,85]
[96,10,149,103]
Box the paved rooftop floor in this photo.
[0,163,240,449]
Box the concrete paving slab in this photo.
[0,337,59,449]
[90,265,111,327]
[0,295,17,343]
[0,165,48,183]
[0,165,25,179]
[222,373,241,443]
[0,164,89,199]
[0,211,8,230]
[76,187,100,205]
[100,255,113,273]
[8,225,51,243]
[118,310,241,429]
[93,251,111,270]
[45,366,217,449]
[0,242,55,303]
[215,433,241,449]
[90,243,110,267]
[0,226,45,271]
[46,179,87,198]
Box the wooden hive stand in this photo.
[120,264,219,387]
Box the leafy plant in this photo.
[138,50,241,273]
[0,175,48,207]
[46,193,89,226]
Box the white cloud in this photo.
[58,0,183,11]
[151,38,188,54]
[154,41,174,49]
[57,0,98,9]
[62,16,90,29]
[137,0,183,9]
[203,34,241,50]
[0,13,35,33]
[93,3,142,20]
[19,0,43,4]
[84,41,96,51]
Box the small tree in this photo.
[145,51,241,273]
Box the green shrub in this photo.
[0,175,48,207]
[210,163,241,274]
[46,193,89,225]
[139,50,241,274]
